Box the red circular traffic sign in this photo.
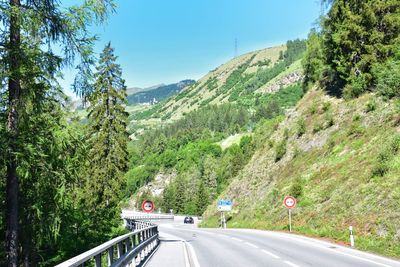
[284,196,296,209]
[142,200,155,213]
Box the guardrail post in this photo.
[125,237,131,252]
[108,247,114,266]
[117,242,124,258]
[94,254,102,267]
[131,235,136,249]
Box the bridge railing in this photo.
[55,224,159,267]
[121,209,174,221]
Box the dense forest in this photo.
[0,1,129,265]
[303,0,400,98]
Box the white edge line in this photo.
[244,242,259,249]
[261,249,280,259]
[186,240,201,267]
[231,237,243,242]
[277,235,393,267]
[284,260,300,267]
[327,250,393,267]
[234,229,400,266]
[182,240,190,267]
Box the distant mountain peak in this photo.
[127,79,195,105]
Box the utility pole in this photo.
[234,38,238,58]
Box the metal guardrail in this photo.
[121,210,174,221]
[55,224,159,267]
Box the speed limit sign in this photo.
[284,196,296,209]
[142,200,155,213]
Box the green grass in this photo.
[201,90,400,258]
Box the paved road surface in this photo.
[146,219,400,267]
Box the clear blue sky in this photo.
[61,0,321,97]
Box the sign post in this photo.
[283,196,296,232]
[217,200,232,229]
[349,225,355,247]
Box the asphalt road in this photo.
[146,219,400,267]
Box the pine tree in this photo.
[322,0,400,97]
[174,175,188,213]
[196,180,210,215]
[84,43,129,240]
[302,30,325,90]
[0,1,115,265]
[202,155,218,201]
[162,185,176,213]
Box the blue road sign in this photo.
[218,199,232,211]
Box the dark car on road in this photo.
[184,216,194,224]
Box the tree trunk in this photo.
[6,0,21,266]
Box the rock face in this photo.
[139,172,177,197]
[260,71,303,94]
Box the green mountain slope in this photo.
[124,40,307,210]
[202,89,400,257]
[130,42,305,123]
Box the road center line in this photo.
[261,249,280,259]
[231,237,243,242]
[284,260,300,267]
[244,242,259,249]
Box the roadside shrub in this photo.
[373,59,400,98]
[290,177,303,199]
[324,114,334,128]
[283,128,289,140]
[322,102,331,112]
[347,122,364,137]
[371,135,400,177]
[313,122,324,133]
[309,103,317,115]
[296,118,306,137]
[353,114,361,122]
[372,150,391,177]
[343,73,369,99]
[365,100,376,113]
[274,140,287,162]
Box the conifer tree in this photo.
[322,0,400,97]
[0,1,115,265]
[84,43,129,240]
[196,181,209,215]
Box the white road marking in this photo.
[284,260,300,267]
[244,242,259,249]
[182,240,190,267]
[231,237,243,242]
[235,230,398,267]
[186,240,201,267]
[261,249,280,259]
[324,250,393,267]
[270,234,394,267]
[160,231,201,267]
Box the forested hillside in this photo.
[124,40,307,215]
[201,0,400,258]
[127,0,400,258]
